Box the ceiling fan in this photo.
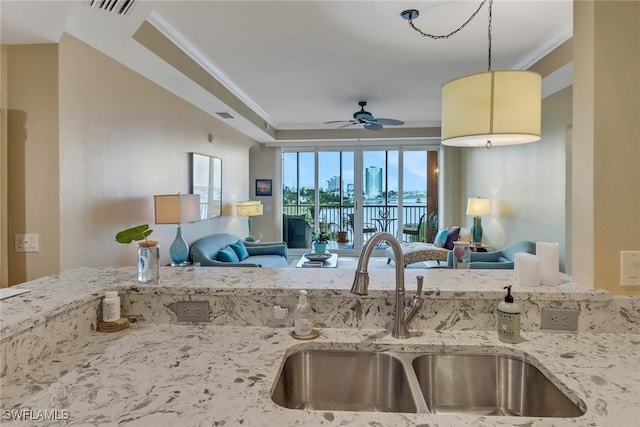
[325,101,404,131]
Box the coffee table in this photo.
[296,253,338,268]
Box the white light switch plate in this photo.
[621,251,640,286]
[15,234,39,253]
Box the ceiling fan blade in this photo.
[375,118,404,126]
[338,122,358,129]
[364,122,383,131]
[324,120,356,124]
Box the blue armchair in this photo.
[447,241,536,269]
[190,233,288,267]
[283,215,312,249]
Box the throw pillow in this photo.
[444,226,461,250]
[433,229,449,248]
[217,245,240,262]
[230,240,249,261]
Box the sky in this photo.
[283,150,428,193]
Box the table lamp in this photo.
[466,197,490,245]
[236,201,263,241]
[154,194,201,266]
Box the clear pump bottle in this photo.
[294,290,312,336]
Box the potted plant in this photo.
[115,224,156,246]
[311,228,330,254]
[337,217,350,243]
[115,224,159,283]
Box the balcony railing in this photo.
[283,204,429,244]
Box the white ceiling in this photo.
[0,0,573,143]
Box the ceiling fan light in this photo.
[441,70,542,147]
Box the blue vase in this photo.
[169,226,189,265]
[313,242,327,254]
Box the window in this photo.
[283,148,436,250]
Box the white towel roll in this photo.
[536,241,560,286]
[515,253,540,287]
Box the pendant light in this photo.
[401,0,541,148]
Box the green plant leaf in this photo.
[115,224,153,244]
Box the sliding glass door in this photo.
[283,151,355,251]
[282,148,435,253]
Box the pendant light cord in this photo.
[487,0,492,71]
[404,0,494,71]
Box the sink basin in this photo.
[271,350,418,412]
[271,348,585,418]
[412,353,585,417]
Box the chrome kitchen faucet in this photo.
[351,232,424,339]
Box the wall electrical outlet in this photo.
[176,301,209,322]
[15,234,39,253]
[540,308,579,331]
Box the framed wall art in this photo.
[255,179,272,197]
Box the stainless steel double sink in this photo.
[271,348,585,418]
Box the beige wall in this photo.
[57,34,257,270]
[1,46,8,287]
[248,144,282,242]
[5,44,60,285]
[458,87,572,272]
[2,35,256,284]
[573,1,640,295]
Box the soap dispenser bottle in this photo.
[294,290,312,337]
[497,285,521,343]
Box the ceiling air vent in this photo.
[88,0,135,16]
[216,112,234,119]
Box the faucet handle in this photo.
[415,275,424,296]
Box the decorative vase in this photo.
[453,241,470,269]
[169,225,189,266]
[471,216,483,244]
[313,242,327,254]
[138,242,160,283]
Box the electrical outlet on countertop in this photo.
[176,301,210,322]
[540,308,579,331]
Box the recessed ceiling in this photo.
[0,0,573,144]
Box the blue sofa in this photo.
[190,233,288,267]
[447,241,536,269]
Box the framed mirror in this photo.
[189,153,222,219]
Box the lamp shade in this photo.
[442,70,541,147]
[236,201,263,217]
[466,197,490,217]
[154,194,201,224]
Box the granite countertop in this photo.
[0,266,612,339]
[2,324,639,427]
[1,266,639,426]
